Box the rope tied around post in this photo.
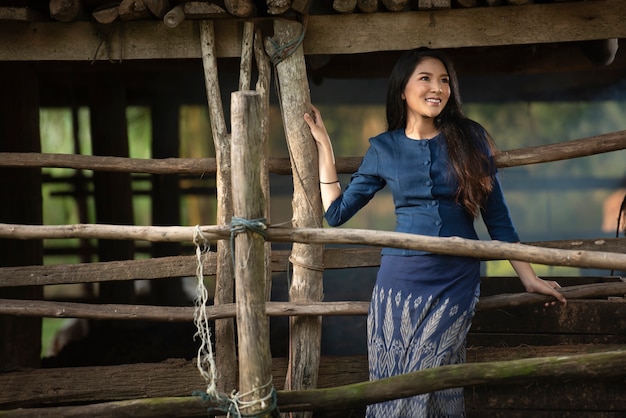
[193,376,280,417]
[230,216,268,268]
[192,225,279,417]
[265,15,308,66]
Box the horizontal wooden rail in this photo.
[1,350,624,416]
[1,223,625,271]
[0,130,624,173]
[1,345,621,409]
[1,240,622,288]
[0,283,624,320]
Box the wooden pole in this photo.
[1,350,625,416]
[267,19,324,413]
[0,62,43,369]
[2,282,626,321]
[1,224,626,271]
[199,19,238,393]
[0,128,625,173]
[253,26,273,301]
[231,90,274,416]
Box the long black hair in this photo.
[386,47,496,217]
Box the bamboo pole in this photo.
[230,90,274,416]
[267,19,324,411]
[0,129,624,174]
[1,282,624,321]
[199,19,238,393]
[1,224,626,271]
[1,350,624,417]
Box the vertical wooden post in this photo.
[267,19,324,416]
[199,20,237,393]
[253,27,273,301]
[231,90,273,416]
[150,94,186,306]
[0,62,43,369]
[89,74,136,305]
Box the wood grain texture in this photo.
[0,0,624,60]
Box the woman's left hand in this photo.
[522,276,567,307]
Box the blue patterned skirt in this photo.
[366,254,481,418]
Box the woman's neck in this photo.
[404,119,438,140]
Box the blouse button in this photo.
[425,180,432,186]
[431,200,437,206]
[435,220,442,226]
[423,160,430,166]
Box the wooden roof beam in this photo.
[0,0,624,61]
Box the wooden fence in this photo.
[0,101,626,415]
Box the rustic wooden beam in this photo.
[268,19,324,413]
[143,0,170,18]
[0,63,43,370]
[163,4,184,28]
[1,284,625,322]
[1,350,624,416]
[1,123,624,176]
[1,346,622,410]
[0,239,622,289]
[49,0,82,22]
[1,224,626,271]
[224,0,256,17]
[0,281,626,324]
[198,19,238,394]
[119,0,151,20]
[252,26,274,301]
[230,90,274,414]
[0,0,624,60]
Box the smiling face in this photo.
[402,57,451,123]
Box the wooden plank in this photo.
[0,0,624,60]
[471,299,626,334]
[467,378,626,413]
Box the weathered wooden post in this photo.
[199,20,237,392]
[266,19,324,417]
[230,90,275,416]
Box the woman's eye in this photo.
[442,78,450,84]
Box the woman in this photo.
[304,47,566,417]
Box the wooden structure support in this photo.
[0,63,43,370]
[1,282,625,321]
[0,128,624,174]
[268,19,324,412]
[1,223,624,271]
[199,19,238,393]
[230,90,274,415]
[0,1,625,61]
[0,349,624,417]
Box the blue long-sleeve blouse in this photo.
[324,129,520,256]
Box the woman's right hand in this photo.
[304,105,331,148]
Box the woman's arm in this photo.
[509,259,567,306]
[304,105,341,211]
